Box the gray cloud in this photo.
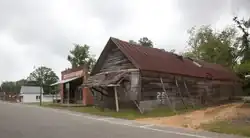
[85,0,133,29]
[176,0,229,28]
[176,0,250,29]
[231,0,250,12]
[0,0,249,81]
[0,0,71,57]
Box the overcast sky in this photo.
[0,0,249,81]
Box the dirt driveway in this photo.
[136,102,250,129]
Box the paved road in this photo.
[0,101,244,138]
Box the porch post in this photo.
[114,86,119,112]
[65,82,70,105]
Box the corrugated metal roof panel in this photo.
[110,37,239,81]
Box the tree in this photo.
[67,44,96,71]
[183,25,239,69]
[28,66,59,94]
[169,49,176,53]
[233,17,250,63]
[138,37,153,47]
[1,81,17,93]
[233,17,250,95]
[128,40,137,44]
[0,79,29,93]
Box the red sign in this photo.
[63,70,84,80]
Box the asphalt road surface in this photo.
[0,101,244,138]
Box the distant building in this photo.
[19,86,43,103]
[0,92,5,100]
[51,65,93,105]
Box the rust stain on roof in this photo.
[110,37,239,81]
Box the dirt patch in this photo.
[136,103,250,129]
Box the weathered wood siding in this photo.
[130,71,141,100]
[139,70,242,111]
[91,70,141,109]
[89,42,140,110]
[100,46,135,73]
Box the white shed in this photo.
[19,86,43,103]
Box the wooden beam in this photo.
[183,80,195,108]
[175,79,187,109]
[160,77,175,112]
[94,69,139,76]
[114,86,119,112]
[106,84,120,87]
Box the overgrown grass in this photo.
[27,102,52,106]
[39,103,201,120]
[201,121,250,137]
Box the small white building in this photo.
[19,86,60,103]
[19,86,44,103]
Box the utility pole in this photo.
[0,84,4,101]
[40,82,42,106]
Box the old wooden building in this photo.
[85,37,242,112]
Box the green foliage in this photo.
[233,17,250,95]
[138,37,154,47]
[128,40,137,44]
[233,17,250,63]
[235,61,250,74]
[0,79,28,93]
[201,121,250,137]
[235,61,250,95]
[128,37,154,47]
[1,81,18,93]
[67,44,96,71]
[184,25,239,69]
[28,66,59,94]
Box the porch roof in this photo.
[84,70,134,87]
[50,76,82,86]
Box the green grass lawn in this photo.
[201,121,250,137]
[38,103,201,120]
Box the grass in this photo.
[201,121,250,137]
[200,102,250,137]
[37,103,201,120]
[27,102,52,106]
[31,101,250,137]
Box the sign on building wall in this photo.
[157,91,167,104]
[63,70,84,80]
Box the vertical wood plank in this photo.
[114,86,119,112]
[160,77,175,112]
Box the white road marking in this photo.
[4,102,210,138]
[96,118,113,121]
[139,124,154,128]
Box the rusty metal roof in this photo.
[110,37,239,81]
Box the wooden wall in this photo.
[99,45,135,73]
[91,83,137,109]
[89,42,140,110]
[139,70,242,111]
